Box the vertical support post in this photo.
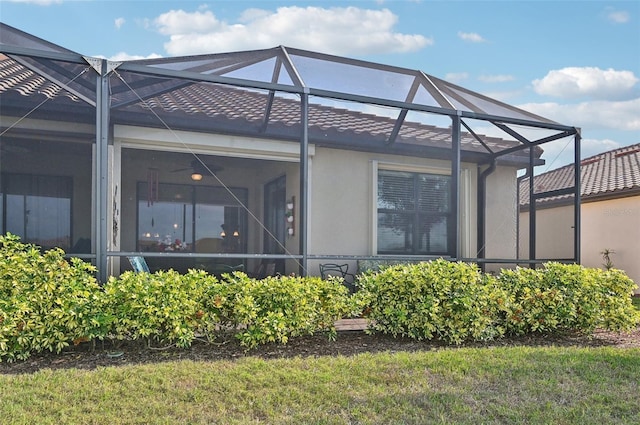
[477,161,497,270]
[95,59,110,282]
[299,90,310,276]
[573,130,581,263]
[477,165,485,261]
[528,144,536,268]
[450,113,461,260]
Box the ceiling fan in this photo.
[171,159,223,180]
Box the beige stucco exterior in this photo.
[581,196,640,291]
[519,204,575,260]
[483,166,520,272]
[519,195,640,293]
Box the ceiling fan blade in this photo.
[170,159,224,174]
[194,164,223,174]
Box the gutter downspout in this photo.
[516,169,530,261]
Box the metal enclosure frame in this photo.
[0,24,581,281]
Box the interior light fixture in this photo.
[191,172,203,181]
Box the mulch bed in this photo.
[2,327,639,375]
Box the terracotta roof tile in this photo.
[0,54,81,102]
[520,143,640,206]
[126,82,521,155]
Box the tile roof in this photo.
[1,54,532,161]
[125,82,520,153]
[0,54,82,102]
[520,143,640,206]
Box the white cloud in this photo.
[238,8,271,23]
[607,10,630,24]
[154,9,223,36]
[115,18,125,30]
[518,98,640,131]
[107,52,164,62]
[532,67,638,100]
[578,138,622,158]
[458,31,486,43]
[152,6,432,56]
[478,74,515,83]
[445,72,469,83]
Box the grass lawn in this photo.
[1,345,639,425]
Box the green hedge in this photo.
[497,262,640,335]
[102,269,215,348]
[0,234,106,361]
[1,233,638,362]
[357,260,639,343]
[219,272,351,349]
[357,259,506,344]
[100,269,353,350]
[0,235,353,361]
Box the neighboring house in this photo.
[519,144,640,290]
[0,23,580,281]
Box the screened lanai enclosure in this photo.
[0,23,581,282]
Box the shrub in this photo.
[585,267,639,332]
[219,272,351,349]
[496,262,640,335]
[357,259,505,344]
[102,269,214,348]
[0,233,105,362]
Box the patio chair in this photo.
[319,263,356,293]
[250,260,277,279]
[127,256,150,273]
[216,263,245,274]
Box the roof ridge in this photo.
[582,142,640,162]
[519,142,640,205]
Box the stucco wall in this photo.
[483,166,520,272]
[518,204,575,260]
[581,196,640,291]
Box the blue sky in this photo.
[2,0,639,170]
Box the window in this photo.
[1,173,72,251]
[377,169,451,255]
[136,182,247,253]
